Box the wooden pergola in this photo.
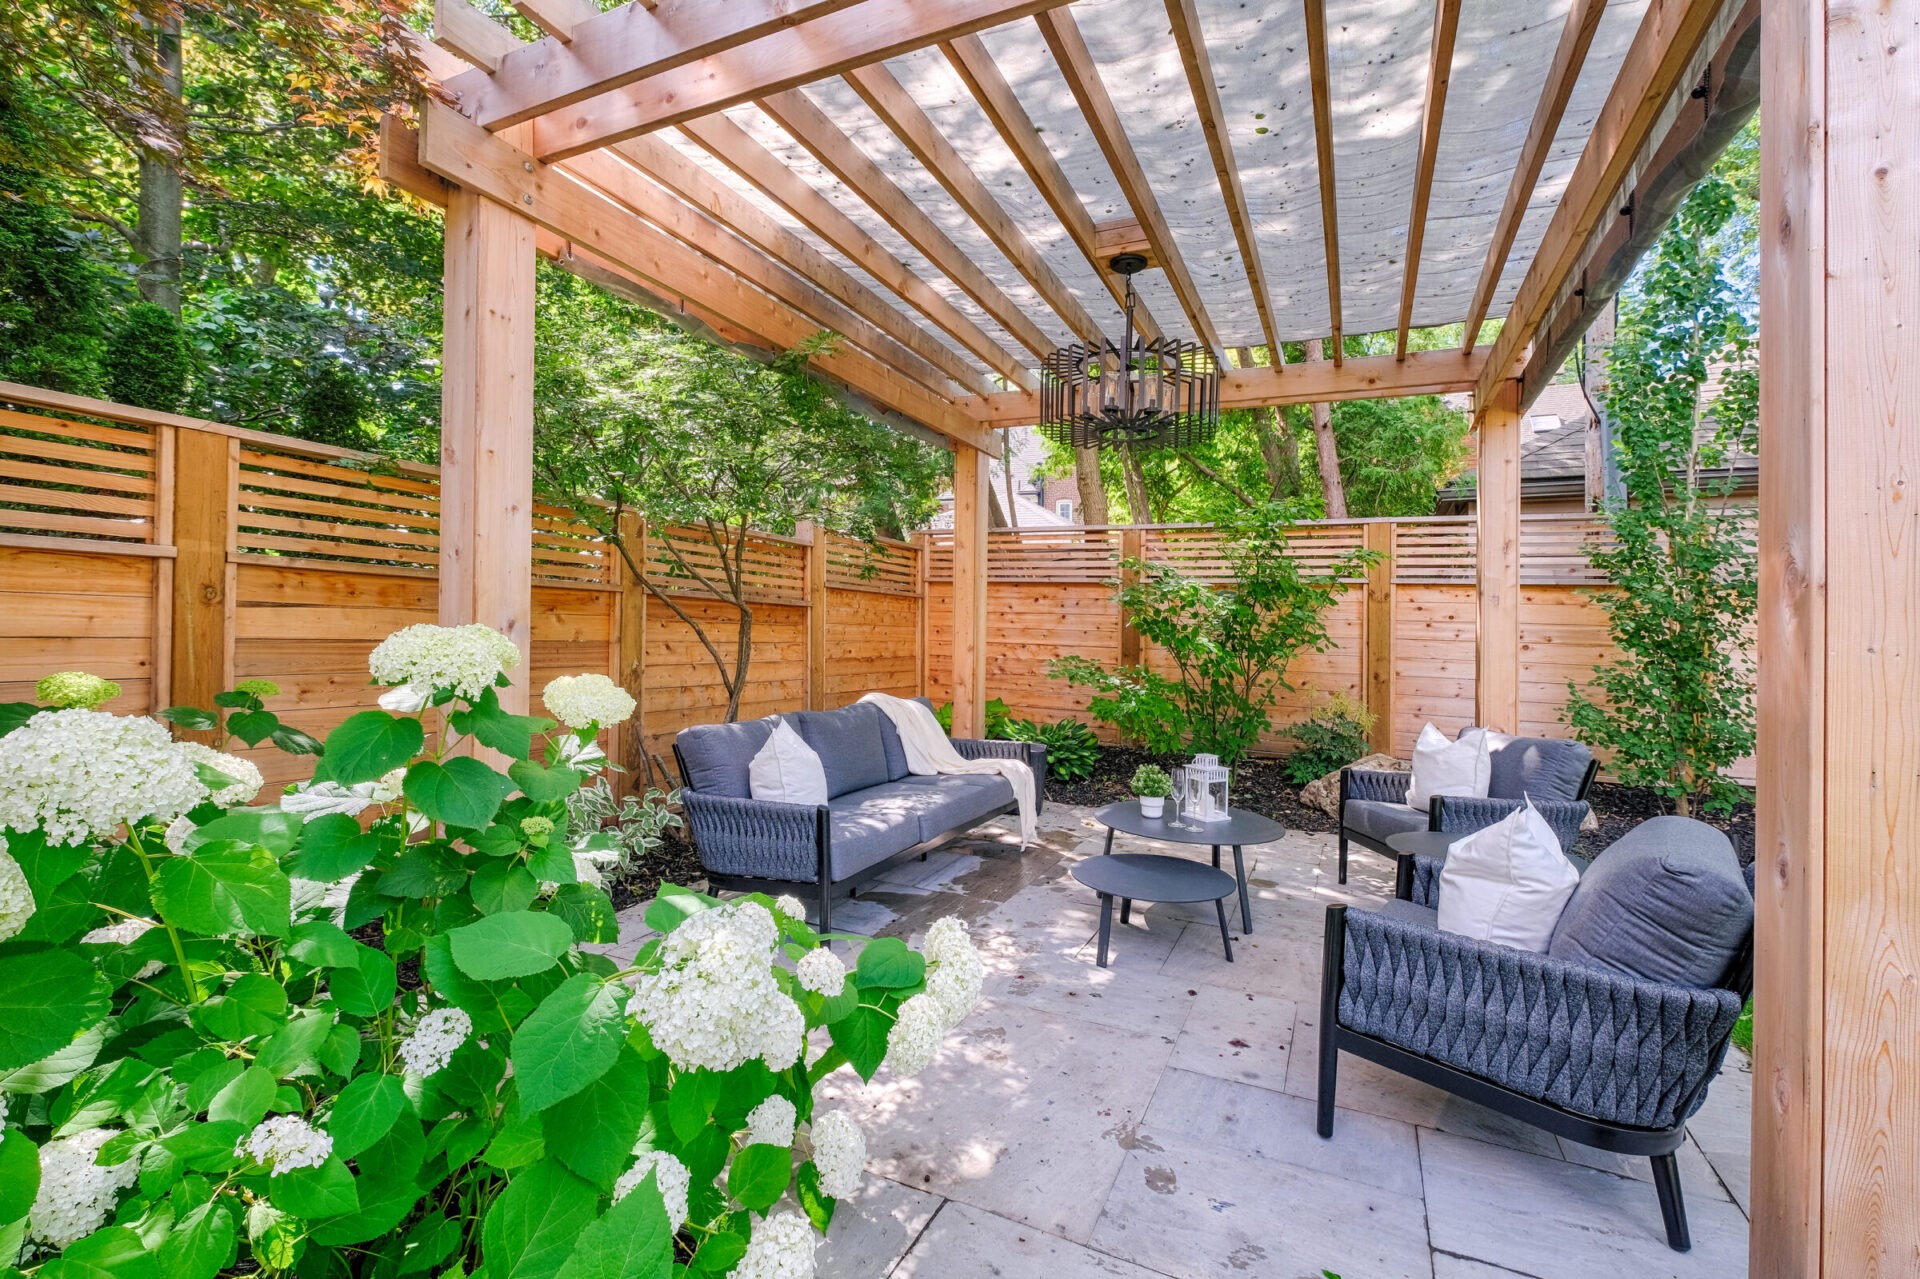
[376,0,1915,1271]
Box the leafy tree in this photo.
[1049,504,1373,763]
[1564,171,1759,816]
[103,300,191,410]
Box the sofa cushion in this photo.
[1344,798,1428,843]
[895,773,1014,841]
[1547,816,1752,987]
[748,718,828,806]
[824,783,934,879]
[1486,735,1593,803]
[1437,800,1581,953]
[874,711,910,781]
[677,719,775,799]
[788,704,892,798]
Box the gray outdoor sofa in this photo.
[1319,816,1755,1252]
[673,699,1045,931]
[1337,732,1598,883]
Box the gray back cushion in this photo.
[1548,816,1752,987]
[874,711,910,781]
[676,719,775,799]
[789,704,892,798]
[1486,734,1593,803]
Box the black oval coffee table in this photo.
[1071,853,1238,967]
[1092,800,1285,935]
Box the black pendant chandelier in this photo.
[1038,253,1220,451]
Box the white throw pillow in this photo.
[1436,798,1581,952]
[748,719,828,806]
[1405,723,1491,813]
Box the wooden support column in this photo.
[440,187,537,713]
[1363,522,1395,754]
[950,445,989,739]
[913,531,929,698]
[801,520,829,710]
[613,510,648,789]
[1118,526,1144,669]
[1474,381,1521,734]
[1755,0,1920,1270]
[169,427,237,732]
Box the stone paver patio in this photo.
[606,803,1754,1278]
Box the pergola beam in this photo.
[960,346,1489,424]
[1457,0,1606,352]
[1302,0,1343,365]
[522,0,1078,162]
[681,112,1037,389]
[1164,0,1283,361]
[1395,0,1462,360]
[1036,8,1222,358]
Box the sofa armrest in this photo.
[1327,904,1741,1130]
[951,738,1047,817]
[679,790,823,883]
[1434,795,1589,852]
[1341,767,1412,808]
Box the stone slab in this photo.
[815,1174,942,1278]
[1164,987,1298,1092]
[891,1202,1170,1278]
[1685,1054,1753,1216]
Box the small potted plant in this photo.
[1131,763,1173,818]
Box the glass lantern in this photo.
[1186,753,1232,823]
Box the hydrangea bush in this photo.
[0,625,982,1278]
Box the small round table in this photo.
[1385,830,1457,862]
[1092,800,1285,935]
[1070,853,1239,967]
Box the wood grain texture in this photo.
[170,429,236,733]
[1396,0,1462,359]
[1302,0,1343,362]
[950,445,989,739]
[1473,381,1521,734]
[1364,522,1395,752]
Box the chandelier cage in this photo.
[1037,258,1221,452]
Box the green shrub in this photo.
[103,300,191,411]
[0,629,982,1276]
[1279,691,1375,785]
[934,697,1014,739]
[1129,764,1172,797]
[564,773,682,876]
[1020,717,1100,782]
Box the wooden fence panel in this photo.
[0,546,161,716]
[824,587,918,705]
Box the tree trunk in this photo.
[1073,446,1108,524]
[135,16,185,316]
[986,482,1009,529]
[1254,407,1301,501]
[1121,446,1152,524]
[1304,338,1347,518]
[1001,437,1019,527]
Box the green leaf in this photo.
[508,759,580,804]
[828,1004,892,1082]
[510,974,625,1113]
[524,840,577,885]
[667,1068,720,1145]
[156,1199,237,1279]
[450,687,552,762]
[226,708,280,746]
[690,1230,747,1275]
[208,1065,277,1126]
[183,808,303,856]
[0,949,110,1071]
[7,828,90,904]
[318,1022,362,1077]
[308,1117,425,1246]
[288,919,360,968]
[479,1159,598,1279]
[269,1154,359,1218]
[328,1072,408,1160]
[151,841,291,939]
[192,974,288,1042]
[322,712,424,785]
[257,1010,336,1077]
[483,1101,545,1171]
[379,841,469,898]
[269,724,326,756]
[213,690,261,710]
[726,1142,792,1215]
[546,883,618,944]
[158,705,218,731]
[0,1129,41,1223]
[406,757,512,830]
[397,1212,462,1277]
[544,1048,650,1190]
[472,859,540,915]
[37,1225,158,1279]
[448,911,573,981]
[286,814,381,881]
[554,1166,674,1279]
[796,1162,835,1235]
[161,1120,248,1173]
[643,883,716,936]
[329,944,398,1018]
[854,937,924,990]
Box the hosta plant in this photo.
[0,626,983,1279]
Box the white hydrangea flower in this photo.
[0,839,34,943]
[921,921,984,1033]
[612,1147,691,1231]
[883,993,944,1079]
[80,917,154,946]
[744,1094,797,1148]
[26,1127,140,1251]
[809,1110,866,1200]
[794,948,847,998]
[773,894,806,920]
[541,674,636,730]
[0,1093,9,1127]
[240,1116,332,1175]
[397,1008,472,1078]
[921,917,973,969]
[163,814,197,854]
[173,741,264,806]
[0,709,208,846]
[370,767,407,804]
[732,1212,817,1279]
[625,902,803,1073]
[368,623,519,703]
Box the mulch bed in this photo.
[606,827,706,912]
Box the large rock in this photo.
[1299,753,1407,819]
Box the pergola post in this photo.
[950,443,989,738]
[440,186,537,713]
[1755,0,1920,1270]
[1474,380,1522,734]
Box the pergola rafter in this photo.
[1395,0,1461,361]
[1302,0,1343,366]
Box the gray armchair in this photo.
[1319,817,1754,1252]
[1337,732,1597,883]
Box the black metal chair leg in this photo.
[1231,845,1251,933]
[1211,843,1221,868]
[1337,833,1349,885]
[1214,898,1234,962]
[817,880,833,945]
[1095,893,1114,968]
[1317,906,1345,1138]
[1650,1153,1691,1252]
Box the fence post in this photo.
[169,427,237,735]
[613,511,648,790]
[801,521,828,710]
[1118,526,1143,668]
[1363,522,1395,754]
[912,530,929,698]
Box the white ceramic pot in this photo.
[1137,796,1165,818]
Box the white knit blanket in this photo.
[858,692,1037,846]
